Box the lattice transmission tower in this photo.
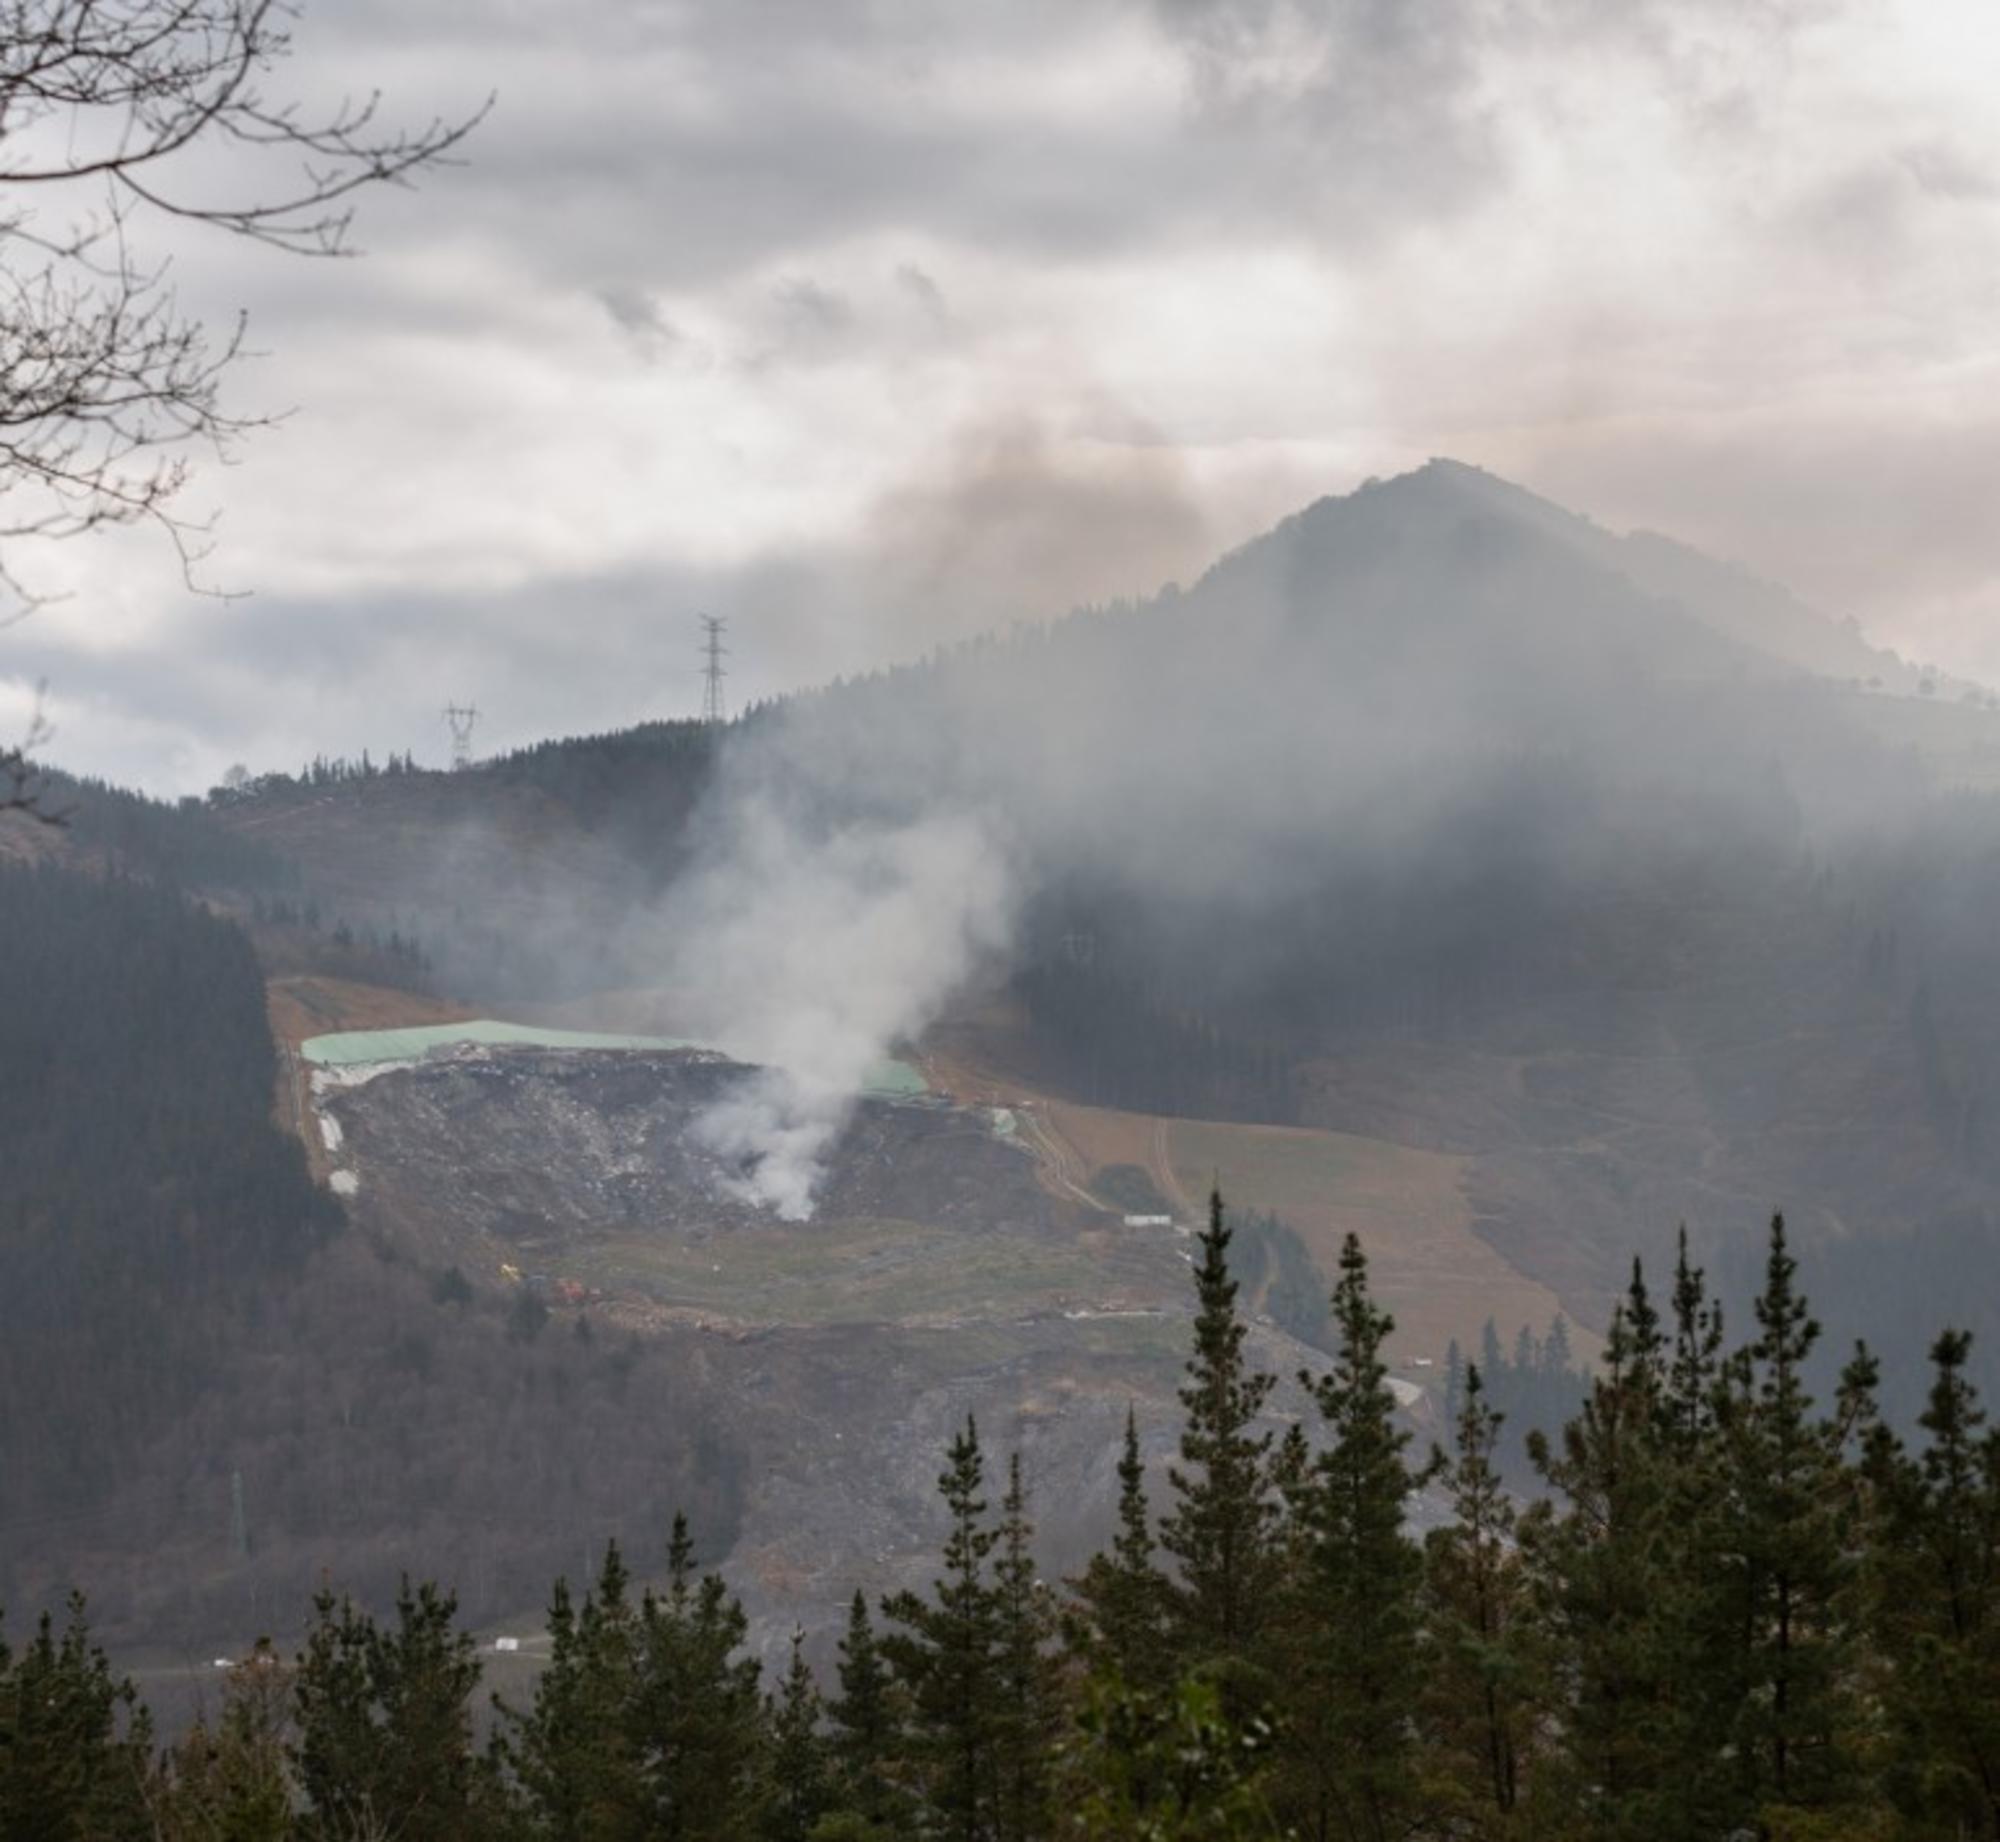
[699,616,728,727]
[443,701,479,771]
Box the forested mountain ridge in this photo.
[177,461,2000,1381]
[1391,458,1955,694]
[743,465,2000,1375]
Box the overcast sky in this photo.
[5,0,1999,793]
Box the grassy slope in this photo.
[1163,1114,1581,1365]
[921,1012,1578,1363]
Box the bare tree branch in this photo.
[0,0,490,812]
[0,682,61,820]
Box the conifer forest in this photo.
[12,1191,2000,1842]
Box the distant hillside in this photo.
[4,770,302,889]
[178,469,2000,1356]
[707,462,2000,1399]
[202,721,719,999]
[69,460,2000,1397]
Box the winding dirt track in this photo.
[914,1035,1201,1221]
[1150,1117,1196,1216]
[1015,1106,1108,1212]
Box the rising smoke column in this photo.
[662,778,1018,1218]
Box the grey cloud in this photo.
[895,263,948,324]
[773,278,852,333]
[1145,0,1864,233]
[596,285,683,360]
[280,0,1875,338]
[307,0,1545,303]
[1901,140,1998,201]
[294,0,1886,311]
[1789,138,2000,271]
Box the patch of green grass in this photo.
[1170,1119,1439,1224]
[557,1217,1170,1327]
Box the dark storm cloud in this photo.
[308,0,1606,299]
[1152,0,1503,220]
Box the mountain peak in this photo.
[1277,458,1915,692]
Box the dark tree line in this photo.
[1443,1315,1592,1488]
[250,893,434,976]
[0,859,744,1645]
[0,862,339,1512]
[1228,1209,1334,1354]
[34,771,303,892]
[1016,956,1296,1125]
[17,1194,2000,1840]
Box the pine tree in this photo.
[1868,1328,2000,1839]
[291,1579,481,1842]
[827,1591,908,1835]
[881,1415,1002,1842]
[372,1579,485,1842]
[1270,1233,1433,1842]
[0,1593,153,1842]
[1444,1339,1466,1436]
[1069,1408,1172,1695]
[291,1590,379,1839]
[1423,1366,1535,1835]
[761,1630,831,1842]
[493,1543,647,1842]
[1717,1214,1870,1829]
[631,1515,766,1842]
[992,1454,1060,1842]
[1160,1190,1277,1671]
[157,1642,293,1842]
[1644,1232,1739,1841]
[1520,1272,1677,1841]
[1662,1227,1725,1458]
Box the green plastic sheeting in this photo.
[299,1019,929,1099]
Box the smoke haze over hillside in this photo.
[645,463,1960,1209]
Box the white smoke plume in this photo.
[662,789,1017,1218]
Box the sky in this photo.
[4,0,2000,793]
